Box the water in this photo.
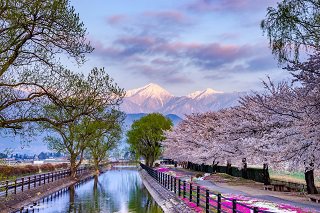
[22,169,163,213]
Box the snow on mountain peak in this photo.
[187,88,223,99]
[126,83,173,99]
[122,83,241,116]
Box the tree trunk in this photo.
[145,156,149,167]
[241,158,248,179]
[93,175,98,194]
[263,163,271,185]
[70,157,77,178]
[226,160,232,175]
[305,169,318,194]
[94,158,100,175]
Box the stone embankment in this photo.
[0,170,97,213]
[139,168,196,213]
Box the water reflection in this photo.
[22,169,162,213]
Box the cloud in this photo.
[204,73,231,80]
[247,55,278,71]
[130,64,193,84]
[143,10,190,25]
[218,33,240,40]
[151,58,177,66]
[186,0,278,13]
[106,15,127,25]
[91,33,273,73]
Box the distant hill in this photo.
[124,113,182,130]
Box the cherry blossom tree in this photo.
[163,75,319,193]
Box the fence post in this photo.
[5,180,8,197]
[217,194,221,213]
[170,176,173,191]
[52,172,54,182]
[163,173,165,186]
[174,177,177,194]
[232,199,237,213]
[196,186,200,206]
[43,174,45,185]
[34,176,36,188]
[189,183,192,202]
[206,190,209,213]
[165,174,167,188]
[28,177,31,189]
[183,181,186,198]
[162,173,164,186]
[21,178,24,192]
[178,179,181,196]
[14,179,17,194]
[39,175,41,186]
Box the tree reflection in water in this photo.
[26,169,162,213]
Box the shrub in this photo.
[55,163,68,169]
[40,163,55,172]
[195,173,202,178]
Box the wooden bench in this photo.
[308,194,320,203]
[264,185,273,191]
[273,184,286,192]
[264,184,288,192]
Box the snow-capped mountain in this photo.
[121,83,245,117]
[187,88,223,99]
[123,83,174,113]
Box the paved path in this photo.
[196,180,320,211]
[171,167,320,212]
[139,169,196,213]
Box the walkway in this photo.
[168,167,320,212]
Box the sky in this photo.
[66,0,292,96]
[2,0,295,154]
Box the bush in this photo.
[25,165,39,174]
[195,173,202,178]
[55,163,69,169]
[0,163,71,180]
[40,163,55,172]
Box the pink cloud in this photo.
[106,15,126,25]
[116,36,158,47]
[143,10,189,24]
[91,34,269,71]
[151,58,177,66]
[130,64,193,84]
[187,0,278,13]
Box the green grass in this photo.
[270,170,320,187]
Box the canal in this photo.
[22,168,163,213]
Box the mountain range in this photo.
[0,84,243,154]
[121,83,245,117]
